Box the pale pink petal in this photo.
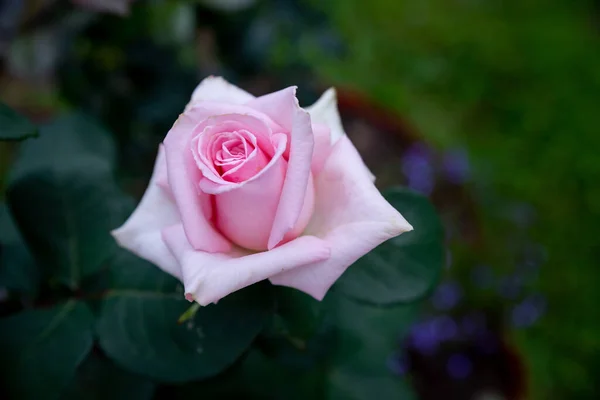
[190,114,273,186]
[305,88,344,145]
[155,144,171,195]
[111,147,182,279]
[186,104,284,152]
[214,152,286,250]
[188,76,254,107]
[246,86,297,132]
[267,107,315,249]
[163,114,232,253]
[311,123,332,176]
[269,135,413,300]
[247,87,316,249]
[199,133,287,195]
[306,87,376,182]
[162,225,331,305]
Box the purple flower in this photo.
[431,281,462,311]
[402,143,434,195]
[511,294,546,328]
[447,353,472,379]
[442,148,470,184]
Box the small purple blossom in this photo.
[431,281,462,311]
[442,148,470,184]
[409,320,441,355]
[511,294,546,328]
[447,353,472,379]
[432,315,459,341]
[402,143,435,195]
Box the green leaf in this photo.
[6,165,129,290]
[325,294,418,400]
[9,113,115,182]
[0,301,95,400]
[174,349,325,400]
[0,103,38,141]
[259,287,335,370]
[335,187,444,305]
[0,203,39,295]
[96,251,274,383]
[62,352,155,400]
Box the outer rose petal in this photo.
[188,76,254,107]
[269,135,413,300]
[247,87,315,249]
[162,224,331,305]
[311,123,332,175]
[305,88,344,145]
[307,88,376,181]
[111,146,182,279]
[163,114,232,253]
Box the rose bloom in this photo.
[113,77,412,305]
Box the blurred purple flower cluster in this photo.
[401,142,471,195]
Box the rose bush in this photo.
[112,76,413,305]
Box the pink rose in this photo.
[112,77,412,305]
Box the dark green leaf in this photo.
[6,165,129,290]
[9,113,115,182]
[0,301,95,400]
[174,349,325,400]
[335,187,444,305]
[259,287,334,369]
[96,252,274,383]
[62,352,155,400]
[325,294,418,400]
[0,103,38,141]
[0,203,39,295]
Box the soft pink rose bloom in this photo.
[112,77,413,305]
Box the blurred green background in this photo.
[1,0,599,399]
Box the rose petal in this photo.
[269,135,413,300]
[247,87,316,250]
[163,114,232,253]
[199,133,288,195]
[306,88,376,182]
[213,146,286,250]
[188,76,254,107]
[162,224,331,305]
[311,122,332,176]
[267,107,315,249]
[111,146,182,279]
[305,88,344,145]
[191,115,272,187]
[246,86,297,133]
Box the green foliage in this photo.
[336,188,443,305]
[6,114,126,290]
[97,252,274,382]
[62,353,155,400]
[324,295,417,400]
[0,103,38,142]
[302,0,600,398]
[0,202,38,295]
[0,301,95,400]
